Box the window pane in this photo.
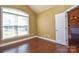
[18,26,28,36]
[2,8,29,40]
[18,16,28,26]
[3,13,17,26]
[3,26,17,39]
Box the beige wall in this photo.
[37,5,72,40]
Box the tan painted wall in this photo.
[37,5,72,40]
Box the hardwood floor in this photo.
[0,37,68,53]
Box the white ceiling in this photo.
[28,5,55,13]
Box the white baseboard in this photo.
[0,36,37,47]
[35,36,56,43]
[0,36,65,47]
[35,36,66,46]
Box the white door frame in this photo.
[64,5,78,13]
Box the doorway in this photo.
[68,6,79,47]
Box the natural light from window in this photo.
[2,7,29,40]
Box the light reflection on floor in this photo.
[3,44,29,53]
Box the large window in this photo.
[2,8,29,40]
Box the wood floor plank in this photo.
[0,37,68,53]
